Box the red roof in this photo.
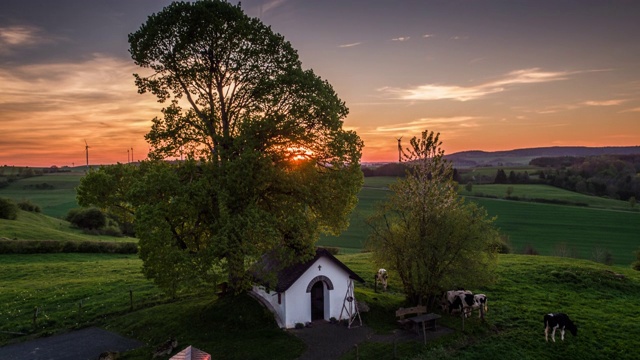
[170,346,211,360]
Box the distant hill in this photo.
[444,146,640,168]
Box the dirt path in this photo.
[289,321,453,360]
[0,327,144,360]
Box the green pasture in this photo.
[341,253,640,360]
[320,181,640,266]
[461,184,634,210]
[0,254,166,342]
[0,173,83,218]
[1,252,639,359]
[472,198,640,265]
[0,210,133,243]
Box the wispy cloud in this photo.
[391,36,410,42]
[382,68,580,102]
[422,34,435,38]
[620,107,640,113]
[583,99,626,106]
[259,0,288,14]
[338,42,362,48]
[450,36,468,40]
[0,25,58,54]
[375,116,479,133]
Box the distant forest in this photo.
[531,154,640,201]
[362,154,640,202]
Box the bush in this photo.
[66,207,107,230]
[17,199,41,213]
[492,235,512,254]
[522,244,539,255]
[0,197,18,220]
[0,239,138,254]
[633,249,640,271]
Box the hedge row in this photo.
[0,239,138,254]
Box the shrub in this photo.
[17,199,41,213]
[66,207,107,230]
[0,239,137,254]
[492,235,512,254]
[0,197,18,220]
[522,244,539,256]
[294,323,304,329]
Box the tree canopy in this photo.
[78,0,363,295]
[366,130,499,307]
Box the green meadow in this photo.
[319,179,640,266]
[1,252,639,359]
[0,173,84,219]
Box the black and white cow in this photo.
[544,313,577,342]
[441,290,469,313]
[472,294,488,318]
[446,290,475,317]
[375,268,388,291]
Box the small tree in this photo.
[464,181,473,192]
[630,196,637,209]
[506,186,514,198]
[66,208,107,230]
[0,197,18,220]
[367,130,499,307]
[494,169,508,184]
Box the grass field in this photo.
[341,253,640,360]
[1,252,638,359]
[0,173,84,218]
[319,178,640,266]
[0,210,133,243]
[461,183,635,211]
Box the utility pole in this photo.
[397,137,402,162]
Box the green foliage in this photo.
[17,199,41,213]
[0,197,18,220]
[633,249,640,271]
[66,207,107,230]
[76,0,364,295]
[367,130,499,307]
[0,239,137,254]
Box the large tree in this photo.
[78,0,363,295]
[366,130,499,307]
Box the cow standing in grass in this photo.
[471,294,488,318]
[442,290,473,316]
[375,269,388,292]
[544,313,577,342]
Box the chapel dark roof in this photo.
[253,247,365,293]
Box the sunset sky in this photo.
[1,0,639,167]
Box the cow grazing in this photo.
[442,290,475,317]
[472,294,488,318]
[544,313,577,342]
[375,269,388,291]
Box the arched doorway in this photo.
[310,281,324,321]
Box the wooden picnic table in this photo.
[408,313,441,344]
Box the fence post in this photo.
[129,287,133,311]
[32,307,38,329]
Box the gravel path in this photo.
[0,327,145,360]
[289,321,453,360]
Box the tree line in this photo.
[529,155,639,201]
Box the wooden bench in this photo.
[395,305,427,329]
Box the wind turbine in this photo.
[84,140,90,169]
[397,136,403,163]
